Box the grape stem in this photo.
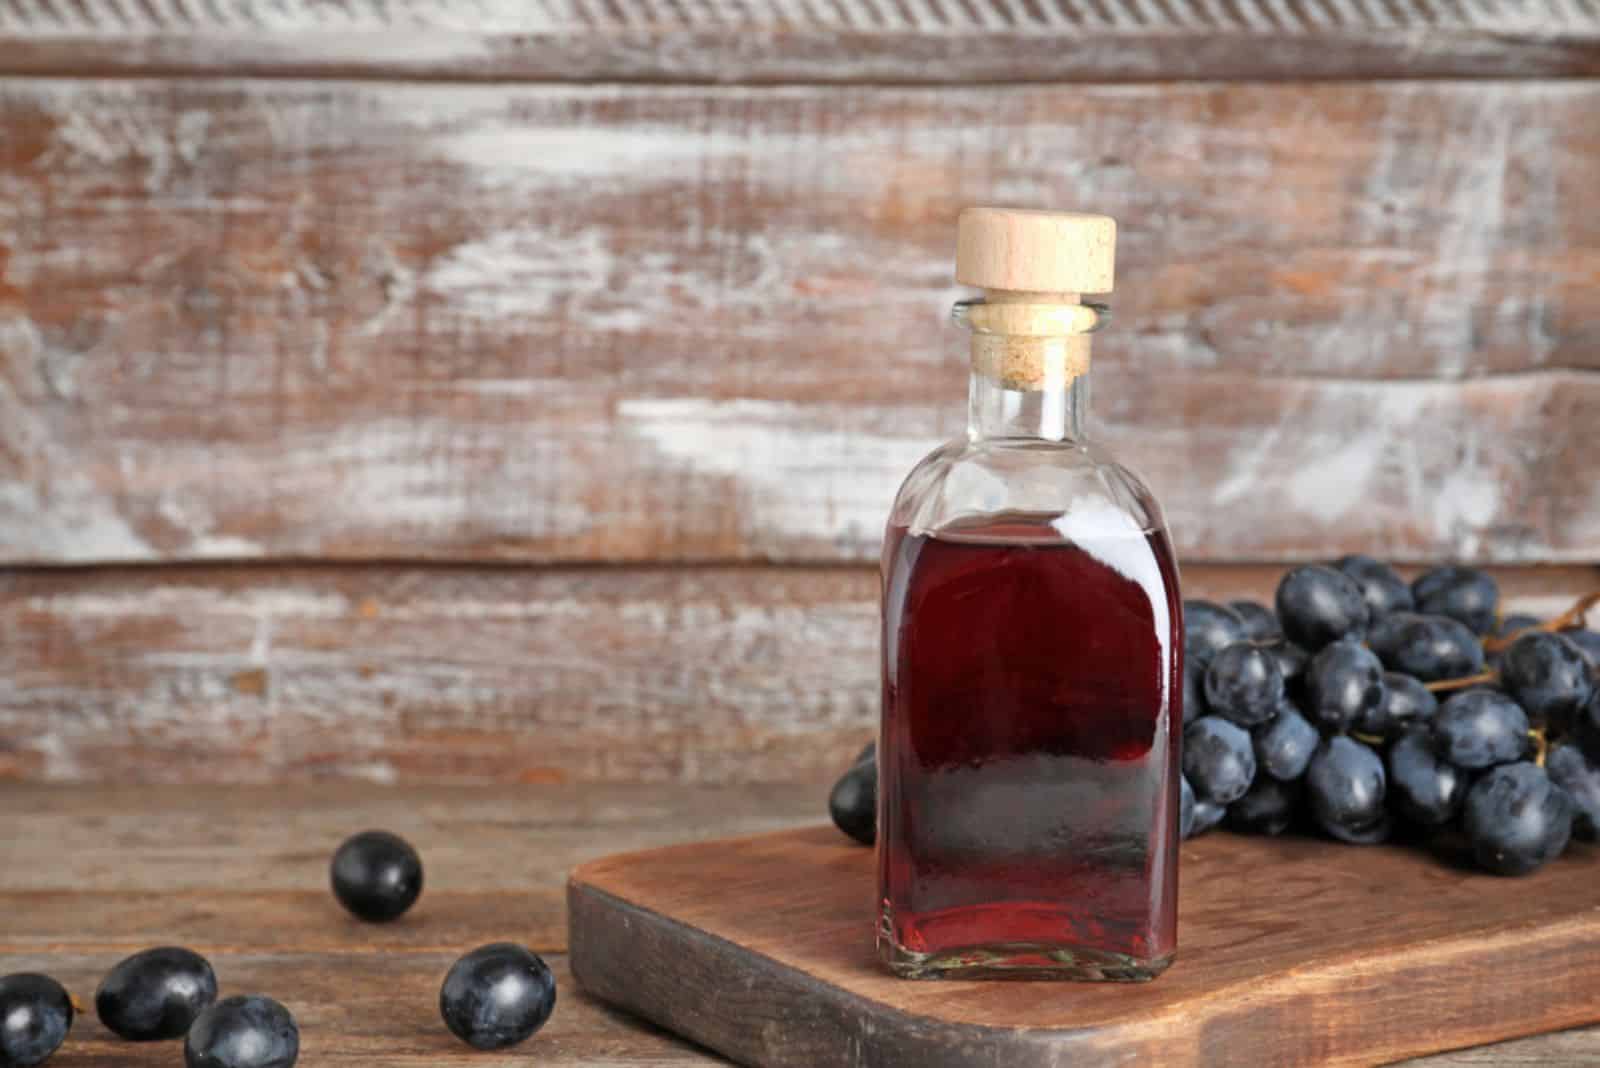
[1425,670,1498,694]
[1482,590,1600,654]
[1529,727,1549,768]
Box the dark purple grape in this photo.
[1228,600,1281,641]
[1368,612,1485,682]
[1184,600,1246,668]
[1547,744,1600,842]
[828,759,876,846]
[1486,616,1537,672]
[1576,689,1600,766]
[1179,773,1196,839]
[1563,628,1600,669]
[1226,777,1299,836]
[1463,762,1572,875]
[1203,643,1284,727]
[1275,565,1369,650]
[1432,691,1530,770]
[1500,632,1594,729]
[1386,727,1465,827]
[0,973,72,1068]
[184,996,298,1068]
[1357,672,1438,740]
[1265,639,1310,687]
[440,944,556,1051]
[1182,660,1208,723]
[1182,717,1256,805]
[331,831,423,923]
[1333,554,1414,618]
[1253,702,1318,782]
[1306,736,1388,843]
[1189,797,1226,838]
[1304,640,1384,733]
[96,946,218,1042]
[1412,566,1500,636]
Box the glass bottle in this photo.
[877,208,1183,981]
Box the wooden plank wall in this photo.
[1,1,1597,782]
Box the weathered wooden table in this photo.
[2,783,1595,1066]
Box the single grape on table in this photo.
[828,759,877,846]
[0,973,72,1068]
[184,995,299,1068]
[827,557,1600,879]
[330,830,425,923]
[440,944,557,1051]
[96,946,218,1042]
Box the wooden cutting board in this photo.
[568,826,1600,1067]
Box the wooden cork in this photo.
[956,208,1116,295]
[956,207,1115,390]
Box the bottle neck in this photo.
[968,368,1089,443]
[957,292,1101,444]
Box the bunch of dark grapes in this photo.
[1182,559,1600,876]
[828,561,1599,878]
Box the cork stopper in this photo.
[955,208,1115,391]
[956,208,1115,295]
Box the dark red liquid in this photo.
[878,514,1183,974]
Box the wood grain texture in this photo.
[2,79,1598,566]
[0,0,1597,82]
[569,826,1600,1067]
[2,563,1594,784]
[0,783,820,950]
[0,784,1594,1066]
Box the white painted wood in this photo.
[0,79,1596,564]
[0,564,1592,784]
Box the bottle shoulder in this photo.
[889,437,1169,537]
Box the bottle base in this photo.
[878,907,1172,982]
[879,939,1172,982]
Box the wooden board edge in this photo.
[566,829,1600,1067]
[566,875,1104,1068]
